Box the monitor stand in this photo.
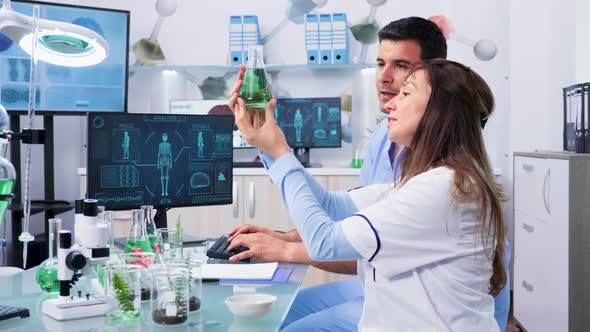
[154,207,169,229]
[294,148,311,168]
[154,207,208,244]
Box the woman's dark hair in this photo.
[379,17,447,60]
[399,59,506,296]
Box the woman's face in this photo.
[385,69,431,146]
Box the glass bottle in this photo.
[240,45,272,124]
[141,205,159,252]
[125,209,152,253]
[35,218,61,293]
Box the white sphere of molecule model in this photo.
[474,39,497,61]
[366,0,388,7]
[156,0,177,17]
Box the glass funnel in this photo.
[35,218,61,293]
[239,45,272,123]
[125,209,152,253]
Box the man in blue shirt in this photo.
[227,16,510,332]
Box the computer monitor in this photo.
[276,97,342,149]
[169,99,252,149]
[0,1,130,114]
[87,113,233,212]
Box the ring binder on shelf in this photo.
[228,15,262,65]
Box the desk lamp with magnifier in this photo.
[0,0,109,67]
[0,0,109,269]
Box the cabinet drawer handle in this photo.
[522,222,535,233]
[522,164,535,172]
[522,280,535,292]
[248,182,255,218]
[232,182,239,218]
[542,168,551,215]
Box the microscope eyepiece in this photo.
[83,199,98,217]
[59,230,72,249]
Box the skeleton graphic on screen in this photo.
[157,133,172,196]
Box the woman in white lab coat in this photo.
[228,59,506,331]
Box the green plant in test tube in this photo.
[240,45,272,123]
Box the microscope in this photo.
[42,199,112,320]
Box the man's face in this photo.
[376,39,422,114]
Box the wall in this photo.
[1,0,511,266]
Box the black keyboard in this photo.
[0,304,29,321]
[206,235,250,262]
[233,161,264,168]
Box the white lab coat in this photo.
[342,167,500,332]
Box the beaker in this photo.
[156,227,183,262]
[151,266,190,325]
[125,209,152,253]
[240,45,272,124]
[104,264,142,322]
[118,252,157,301]
[167,258,203,314]
[35,218,61,293]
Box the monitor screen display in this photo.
[0,1,129,114]
[276,97,342,148]
[87,113,233,210]
[169,99,252,149]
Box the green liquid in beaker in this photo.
[125,239,153,253]
[36,265,59,293]
[0,179,14,221]
[240,68,272,109]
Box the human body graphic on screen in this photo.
[157,133,172,196]
[198,131,204,158]
[294,110,303,143]
[122,131,130,160]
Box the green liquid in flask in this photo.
[240,68,272,109]
[125,239,153,253]
[148,234,160,251]
[0,179,14,221]
[36,265,59,293]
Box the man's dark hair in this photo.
[378,17,447,60]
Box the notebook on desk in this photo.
[202,262,278,280]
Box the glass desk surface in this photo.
[0,259,307,332]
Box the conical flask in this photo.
[125,209,152,253]
[35,218,61,293]
[240,45,272,124]
[141,205,159,251]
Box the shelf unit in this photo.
[129,63,376,75]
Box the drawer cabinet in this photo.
[513,152,590,332]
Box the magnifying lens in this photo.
[0,0,109,67]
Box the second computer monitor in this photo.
[169,100,252,149]
[87,113,233,210]
[275,97,342,148]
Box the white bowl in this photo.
[225,293,278,318]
